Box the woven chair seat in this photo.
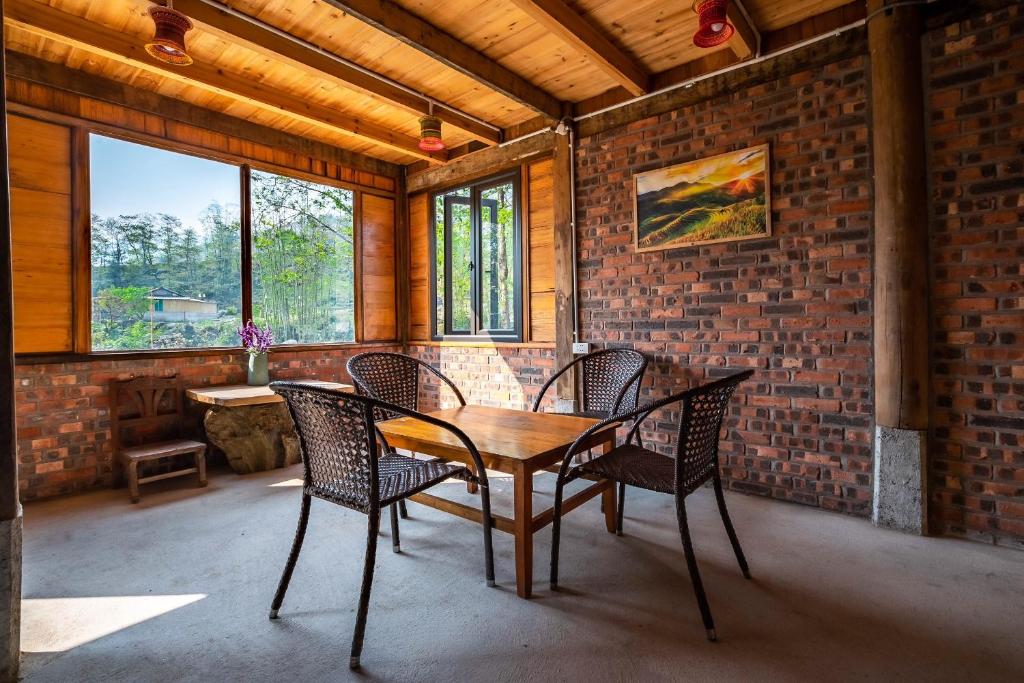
[308,454,464,509]
[578,444,676,494]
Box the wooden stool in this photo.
[111,375,208,503]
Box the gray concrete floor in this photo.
[18,464,1024,682]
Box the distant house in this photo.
[146,287,218,322]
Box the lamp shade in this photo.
[692,0,735,48]
[418,115,445,152]
[146,6,193,66]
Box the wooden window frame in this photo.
[15,115,398,360]
[429,171,524,343]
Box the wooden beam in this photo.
[508,0,649,96]
[3,0,447,163]
[407,131,555,194]
[552,129,575,406]
[170,0,499,145]
[727,1,758,60]
[4,51,400,178]
[322,0,564,122]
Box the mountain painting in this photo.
[633,145,770,252]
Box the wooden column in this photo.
[552,128,577,408]
[868,0,929,533]
[0,0,24,676]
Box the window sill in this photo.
[14,340,399,365]
[409,340,556,350]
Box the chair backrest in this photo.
[580,349,648,415]
[346,352,466,419]
[110,375,184,455]
[271,381,380,512]
[674,371,751,494]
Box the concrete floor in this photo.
[18,464,1024,683]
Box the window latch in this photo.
[468,261,475,271]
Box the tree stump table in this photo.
[186,381,354,474]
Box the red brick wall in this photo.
[14,344,399,501]
[574,55,875,515]
[926,4,1024,549]
[407,344,556,412]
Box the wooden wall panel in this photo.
[408,192,431,341]
[528,158,555,342]
[360,193,397,341]
[8,114,73,353]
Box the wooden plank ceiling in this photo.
[2,0,858,166]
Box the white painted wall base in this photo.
[0,511,21,683]
[872,426,927,534]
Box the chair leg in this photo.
[350,509,380,670]
[616,482,626,536]
[196,449,208,487]
[128,460,140,504]
[676,499,717,642]
[713,476,751,579]
[398,499,408,519]
[477,480,496,587]
[389,503,401,553]
[269,493,311,620]
[549,476,567,589]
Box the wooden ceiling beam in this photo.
[727,1,758,60]
[321,0,565,123]
[3,0,446,163]
[171,0,500,145]
[508,0,649,96]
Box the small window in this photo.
[90,134,242,351]
[250,170,356,344]
[432,174,521,340]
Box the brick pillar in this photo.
[868,0,930,534]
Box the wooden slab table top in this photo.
[377,404,619,598]
[186,381,354,407]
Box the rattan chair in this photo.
[549,369,754,642]
[347,351,474,537]
[267,382,495,670]
[533,348,648,528]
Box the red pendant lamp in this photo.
[146,2,194,66]
[692,0,735,48]
[418,107,445,152]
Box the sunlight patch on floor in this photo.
[268,478,304,487]
[22,594,206,652]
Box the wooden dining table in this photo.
[377,404,619,598]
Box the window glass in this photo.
[250,170,355,344]
[90,134,242,350]
[479,182,516,332]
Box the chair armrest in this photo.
[531,356,585,412]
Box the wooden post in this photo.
[552,128,577,409]
[0,0,25,676]
[868,0,929,534]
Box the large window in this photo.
[433,174,521,340]
[89,134,360,351]
[251,170,355,344]
[90,135,242,350]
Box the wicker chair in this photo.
[533,348,648,527]
[549,369,754,642]
[267,382,495,670]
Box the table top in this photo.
[186,380,354,407]
[377,405,618,472]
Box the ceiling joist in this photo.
[727,2,759,60]
[3,0,448,163]
[172,0,500,145]
[321,0,565,123]
[508,0,649,96]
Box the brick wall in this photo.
[14,344,399,501]
[574,56,875,515]
[407,344,556,413]
[926,4,1024,549]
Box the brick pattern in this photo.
[14,345,399,500]
[407,344,556,413]
[574,56,875,515]
[927,5,1024,549]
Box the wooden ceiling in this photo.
[3,0,861,166]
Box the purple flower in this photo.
[237,320,273,354]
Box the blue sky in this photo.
[90,134,241,231]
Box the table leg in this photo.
[600,436,617,534]
[513,465,534,598]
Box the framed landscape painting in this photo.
[633,144,771,252]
